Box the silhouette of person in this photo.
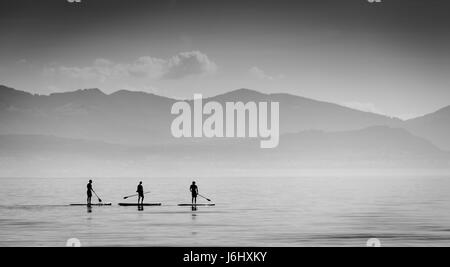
[190,181,199,205]
[87,180,93,206]
[137,181,144,205]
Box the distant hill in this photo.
[1,84,449,177]
[184,126,450,167]
[208,89,401,133]
[0,85,401,145]
[275,126,448,161]
[0,126,448,177]
[405,106,450,151]
[0,85,175,145]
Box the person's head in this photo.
[139,181,143,185]
[89,180,92,184]
[192,181,196,185]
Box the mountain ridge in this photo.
[0,84,446,121]
[0,84,448,150]
[1,84,449,119]
[405,104,450,150]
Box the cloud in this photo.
[249,67,284,81]
[17,59,28,64]
[44,59,130,82]
[44,51,217,82]
[162,51,217,79]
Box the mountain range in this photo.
[0,84,449,177]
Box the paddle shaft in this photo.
[198,194,212,202]
[124,191,151,199]
[92,189,102,203]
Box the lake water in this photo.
[1,176,450,247]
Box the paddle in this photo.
[91,189,103,203]
[198,194,212,202]
[123,191,151,200]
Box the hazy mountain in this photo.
[0,134,132,159]
[1,85,449,177]
[186,126,449,167]
[275,126,448,161]
[0,126,448,177]
[405,106,450,151]
[208,89,401,133]
[0,85,175,145]
[0,85,401,146]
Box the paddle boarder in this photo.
[87,180,93,206]
[190,181,199,205]
[137,181,144,205]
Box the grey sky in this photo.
[0,0,449,119]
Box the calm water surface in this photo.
[1,176,450,247]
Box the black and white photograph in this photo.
[1,0,450,251]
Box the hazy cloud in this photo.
[162,51,217,79]
[17,59,28,65]
[44,51,217,82]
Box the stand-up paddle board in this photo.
[178,204,216,207]
[118,203,162,207]
[70,203,112,206]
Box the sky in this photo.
[0,0,450,119]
